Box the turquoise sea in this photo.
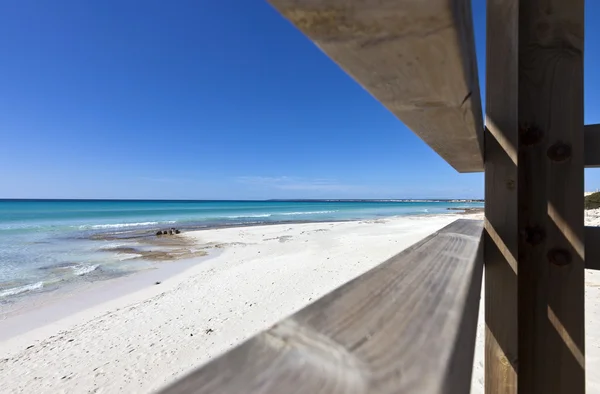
[0,199,483,301]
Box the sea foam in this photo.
[278,210,338,215]
[0,281,44,298]
[72,264,99,276]
[79,221,176,230]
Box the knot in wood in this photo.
[547,141,572,162]
[522,226,545,245]
[519,123,544,146]
[547,248,572,266]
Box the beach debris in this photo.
[155,281,161,285]
[205,328,214,334]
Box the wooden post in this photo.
[485,0,585,393]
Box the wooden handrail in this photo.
[160,219,484,393]
[266,0,484,173]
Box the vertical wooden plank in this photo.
[484,0,519,393]
[518,0,585,393]
[486,0,585,393]
[585,226,600,270]
[584,124,600,167]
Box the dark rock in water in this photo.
[168,230,173,235]
[156,231,163,236]
[175,229,181,234]
[162,230,168,235]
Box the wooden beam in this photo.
[585,226,600,270]
[266,0,484,173]
[160,220,484,394]
[585,124,600,167]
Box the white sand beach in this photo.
[1,213,599,393]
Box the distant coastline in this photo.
[0,198,485,203]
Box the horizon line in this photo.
[0,198,485,202]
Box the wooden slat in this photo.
[517,0,585,393]
[266,0,484,173]
[585,124,600,167]
[585,226,600,270]
[160,219,484,394]
[484,0,519,392]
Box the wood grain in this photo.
[517,0,585,393]
[584,124,600,168]
[484,0,519,392]
[160,220,484,394]
[266,0,484,173]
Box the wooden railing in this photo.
[158,0,594,391]
[160,220,484,393]
[266,0,484,173]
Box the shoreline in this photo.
[1,212,472,336]
[3,209,598,394]
[1,209,480,306]
[0,213,478,392]
[0,251,218,341]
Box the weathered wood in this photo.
[517,0,585,393]
[484,0,519,392]
[266,0,484,173]
[160,220,484,394]
[485,0,585,393]
[585,226,600,270]
[584,124,600,167]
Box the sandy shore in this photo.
[1,213,599,393]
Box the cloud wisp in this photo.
[236,176,361,192]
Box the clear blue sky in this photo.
[1,1,599,200]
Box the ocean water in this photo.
[0,199,482,301]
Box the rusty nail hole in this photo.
[519,124,544,146]
[547,248,572,266]
[523,226,545,245]
[547,142,572,162]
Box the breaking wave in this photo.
[72,264,99,276]
[0,281,44,298]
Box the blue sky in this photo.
[1,1,599,200]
